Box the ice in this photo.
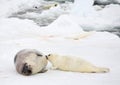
[9,1,72,26]
[0,18,41,41]
[0,0,120,85]
[0,0,43,18]
[3,0,119,32]
[43,15,84,36]
[70,0,120,32]
[71,0,96,16]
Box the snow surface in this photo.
[0,0,120,85]
[71,0,120,30]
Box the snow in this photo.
[71,0,95,16]
[71,0,120,30]
[0,0,120,85]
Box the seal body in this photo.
[14,49,48,75]
[47,54,109,73]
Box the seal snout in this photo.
[45,54,51,59]
[22,63,32,76]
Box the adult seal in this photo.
[14,49,48,76]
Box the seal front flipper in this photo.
[38,69,48,73]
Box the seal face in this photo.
[14,49,48,76]
[21,63,32,75]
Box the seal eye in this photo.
[48,54,51,56]
[34,6,38,9]
[22,63,32,76]
[36,53,43,57]
[54,4,57,7]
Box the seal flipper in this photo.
[36,52,43,57]
[38,69,48,73]
[14,55,17,63]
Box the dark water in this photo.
[101,27,120,37]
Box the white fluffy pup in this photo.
[47,54,109,73]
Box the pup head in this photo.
[46,54,59,62]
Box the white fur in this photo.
[47,54,109,73]
[42,3,58,10]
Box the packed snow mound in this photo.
[44,15,84,36]
[70,1,120,31]
[0,16,83,40]
[0,18,41,40]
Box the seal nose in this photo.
[22,63,32,76]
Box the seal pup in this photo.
[47,54,109,73]
[14,49,48,76]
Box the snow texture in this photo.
[0,0,120,85]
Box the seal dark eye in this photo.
[36,53,43,57]
[54,4,57,7]
[48,54,51,56]
[22,63,32,76]
[34,6,38,9]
